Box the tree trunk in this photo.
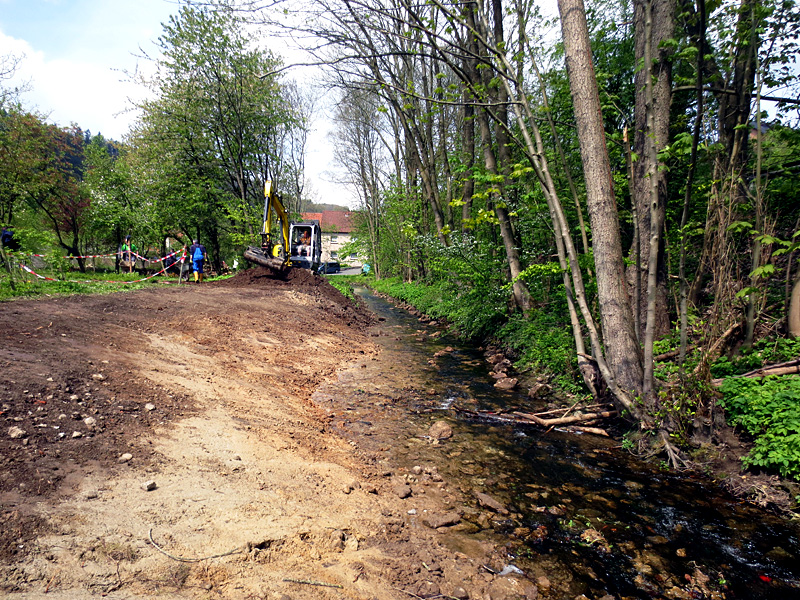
[488,0,531,313]
[630,0,673,341]
[558,0,645,403]
[460,100,475,230]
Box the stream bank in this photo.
[1,270,798,599]
[318,284,800,600]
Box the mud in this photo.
[0,269,519,599]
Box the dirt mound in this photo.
[217,265,322,288]
[216,266,374,329]
[216,265,291,288]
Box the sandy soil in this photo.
[0,269,523,600]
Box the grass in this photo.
[0,268,187,301]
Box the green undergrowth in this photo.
[720,375,800,480]
[0,270,176,301]
[326,276,356,301]
[363,276,582,393]
[499,313,583,393]
[366,275,508,340]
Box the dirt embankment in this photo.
[0,269,523,600]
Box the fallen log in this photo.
[525,402,614,419]
[654,348,681,361]
[568,426,610,437]
[512,410,617,427]
[454,407,618,437]
[711,358,800,387]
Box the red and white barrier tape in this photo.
[18,252,188,285]
[26,248,186,263]
[131,248,184,264]
[20,264,58,281]
[28,252,119,259]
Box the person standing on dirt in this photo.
[120,235,136,273]
[188,239,208,283]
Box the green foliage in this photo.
[0,269,158,301]
[368,274,507,341]
[500,311,582,393]
[327,277,356,301]
[711,338,800,378]
[720,375,800,480]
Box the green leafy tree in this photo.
[131,2,296,269]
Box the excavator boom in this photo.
[243,181,321,272]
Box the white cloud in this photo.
[1,29,146,139]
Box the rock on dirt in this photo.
[487,576,539,599]
[423,511,462,529]
[476,491,509,514]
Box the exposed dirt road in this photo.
[0,269,516,600]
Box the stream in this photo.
[321,285,800,599]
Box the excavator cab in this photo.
[243,181,322,272]
[288,222,322,269]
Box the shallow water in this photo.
[328,286,800,599]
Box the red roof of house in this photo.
[301,211,355,233]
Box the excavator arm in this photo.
[261,181,290,256]
[243,181,291,271]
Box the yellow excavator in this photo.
[243,181,321,272]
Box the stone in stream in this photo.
[494,377,518,390]
[428,420,453,440]
[422,512,461,529]
[527,382,551,398]
[493,359,512,373]
[580,528,610,553]
[487,352,506,365]
[475,492,509,514]
[535,576,551,592]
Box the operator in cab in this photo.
[298,229,312,256]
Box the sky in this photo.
[0,0,348,206]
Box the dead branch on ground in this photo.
[711,357,800,387]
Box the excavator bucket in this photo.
[243,246,287,272]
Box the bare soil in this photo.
[0,269,507,600]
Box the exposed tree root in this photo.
[658,430,690,470]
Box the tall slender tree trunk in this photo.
[630,0,673,341]
[558,0,645,403]
[679,0,705,367]
[488,0,531,313]
[460,93,476,230]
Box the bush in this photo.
[500,312,582,393]
[720,375,800,480]
[711,337,800,378]
[369,276,507,340]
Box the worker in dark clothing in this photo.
[188,239,208,283]
[1,225,20,251]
